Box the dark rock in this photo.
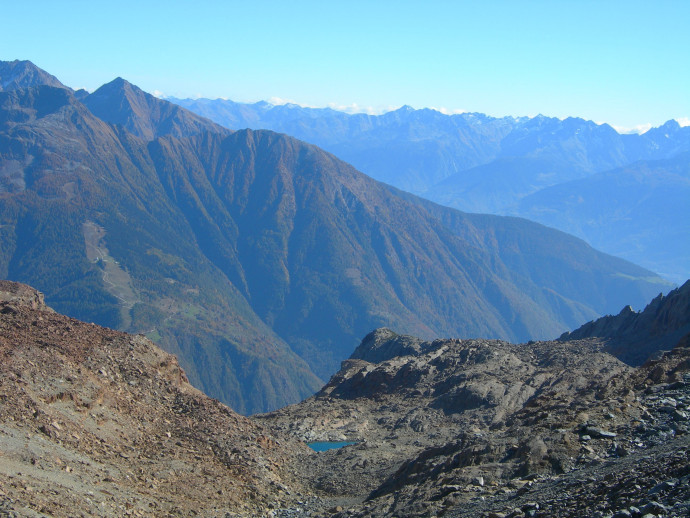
[647,479,676,495]
[641,501,668,515]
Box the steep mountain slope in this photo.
[0,281,310,516]
[0,62,673,413]
[0,83,321,414]
[0,59,67,92]
[174,97,690,283]
[513,153,690,283]
[560,279,690,366]
[145,128,671,376]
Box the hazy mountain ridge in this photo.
[172,97,690,282]
[513,152,690,282]
[0,60,673,414]
[170,96,689,194]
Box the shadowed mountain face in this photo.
[560,279,690,366]
[0,61,673,413]
[172,98,690,283]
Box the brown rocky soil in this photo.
[2,280,689,518]
[0,281,311,517]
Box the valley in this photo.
[0,59,689,517]
[0,280,688,516]
[0,60,673,414]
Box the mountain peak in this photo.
[661,119,682,131]
[83,76,226,140]
[0,59,68,92]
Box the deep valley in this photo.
[1,58,689,517]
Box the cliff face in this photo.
[0,281,310,517]
[560,280,690,365]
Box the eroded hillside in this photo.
[0,281,310,516]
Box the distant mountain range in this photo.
[514,153,690,283]
[170,96,690,283]
[0,60,673,412]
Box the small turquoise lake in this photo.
[307,441,357,452]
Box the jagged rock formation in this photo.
[0,281,311,517]
[259,296,690,517]
[560,279,690,366]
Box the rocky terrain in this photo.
[0,281,311,517]
[560,280,690,367]
[260,315,690,516]
[1,279,689,517]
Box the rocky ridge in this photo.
[560,280,690,366]
[259,331,629,502]
[1,280,689,517]
[260,324,690,517]
[0,281,311,517]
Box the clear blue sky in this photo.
[2,0,688,131]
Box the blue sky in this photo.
[2,0,688,132]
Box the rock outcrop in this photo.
[258,334,632,503]
[0,281,310,517]
[560,279,690,366]
[259,283,690,517]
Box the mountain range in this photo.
[3,280,689,516]
[0,59,674,413]
[170,96,690,283]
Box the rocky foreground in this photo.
[259,282,690,517]
[0,281,310,516]
[1,280,689,517]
